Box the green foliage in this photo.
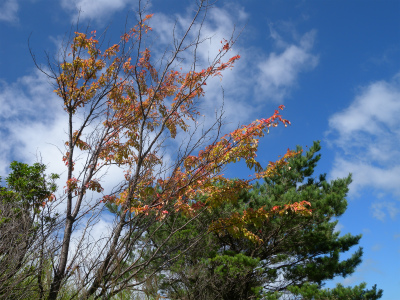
[0,161,59,300]
[210,252,260,277]
[287,282,383,300]
[0,161,58,212]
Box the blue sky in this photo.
[0,0,399,298]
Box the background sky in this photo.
[0,0,399,298]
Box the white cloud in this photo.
[341,258,383,286]
[256,29,318,102]
[150,5,318,140]
[334,221,344,233]
[0,0,18,23]
[58,0,318,144]
[149,4,254,136]
[0,70,129,267]
[329,158,400,198]
[0,70,126,201]
[371,202,399,222]
[329,76,400,143]
[0,70,66,177]
[327,73,400,199]
[68,212,115,269]
[60,0,137,22]
[363,228,371,234]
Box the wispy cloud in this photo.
[58,0,317,132]
[371,201,399,222]
[334,221,344,233]
[327,73,400,200]
[0,0,18,23]
[0,70,128,194]
[149,4,253,135]
[371,243,383,252]
[341,258,383,286]
[0,69,135,264]
[256,29,318,102]
[363,228,371,234]
[0,71,66,177]
[150,5,318,136]
[60,0,137,22]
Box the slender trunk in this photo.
[47,111,75,300]
[37,214,45,300]
[47,217,74,300]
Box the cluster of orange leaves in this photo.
[64,177,104,195]
[209,200,312,244]
[55,14,312,242]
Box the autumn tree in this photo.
[140,141,382,300]
[27,1,311,299]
